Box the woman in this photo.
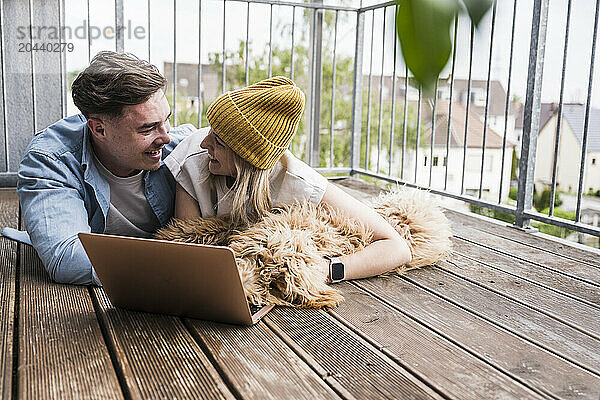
[164,76,411,282]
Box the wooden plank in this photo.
[330,281,546,399]
[445,209,600,267]
[0,190,18,399]
[0,190,18,227]
[334,177,385,201]
[18,245,122,399]
[452,237,600,307]
[441,255,600,339]
[92,288,235,400]
[355,277,600,399]
[403,266,600,375]
[186,319,343,400]
[451,219,600,285]
[0,237,15,400]
[265,307,442,400]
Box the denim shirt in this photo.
[17,114,196,286]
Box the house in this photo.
[163,62,220,110]
[535,103,600,194]
[436,78,522,151]
[406,100,516,201]
[392,76,522,153]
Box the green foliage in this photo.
[511,148,518,181]
[461,0,494,26]
[508,187,518,201]
[202,9,426,170]
[166,91,199,127]
[67,70,81,90]
[532,207,575,239]
[468,204,515,224]
[395,0,453,95]
[587,188,600,197]
[469,202,577,240]
[395,0,493,94]
[533,187,562,212]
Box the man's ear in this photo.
[87,117,106,141]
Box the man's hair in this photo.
[71,51,167,119]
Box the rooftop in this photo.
[425,100,516,149]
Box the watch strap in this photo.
[328,256,345,283]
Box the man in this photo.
[15,51,195,285]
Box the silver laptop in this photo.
[79,232,274,325]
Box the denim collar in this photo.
[80,120,110,218]
[81,118,92,172]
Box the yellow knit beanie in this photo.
[206,76,306,169]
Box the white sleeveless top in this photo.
[164,128,329,217]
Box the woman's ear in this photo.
[87,117,106,142]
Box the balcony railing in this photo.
[0,0,599,244]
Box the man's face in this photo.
[95,90,171,177]
[200,128,237,177]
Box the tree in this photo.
[203,8,426,173]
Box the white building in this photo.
[535,103,600,194]
[409,101,516,202]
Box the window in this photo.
[486,155,494,172]
[433,156,439,166]
[437,87,450,100]
[593,158,597,165]
[472,89,486,107]
[443,157,447,166]
[424,156,428,166]
[467,155,480,172]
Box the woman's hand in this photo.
[319,183,412,280]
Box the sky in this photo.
[61,0,600,108]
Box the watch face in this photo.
[331,261,344,281]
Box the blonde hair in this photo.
[212,152,271,227]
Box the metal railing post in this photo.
[308,2,323,167]
[115,0,124,52]
[350,8,365,174]
[515,0,549,229]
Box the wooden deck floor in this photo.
[1,179,599,399]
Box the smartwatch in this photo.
[328,257,345,283]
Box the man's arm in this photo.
[18,150,100,285]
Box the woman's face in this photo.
[200,128,237,177]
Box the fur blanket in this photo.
[155,188,452,309]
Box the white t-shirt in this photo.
[164,128,329,217]
[92,151,160,237]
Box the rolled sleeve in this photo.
[18,150,101,286]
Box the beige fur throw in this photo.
[155,188,452,309]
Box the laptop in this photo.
[78,232,275,326]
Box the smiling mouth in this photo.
[145,148,162,157]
